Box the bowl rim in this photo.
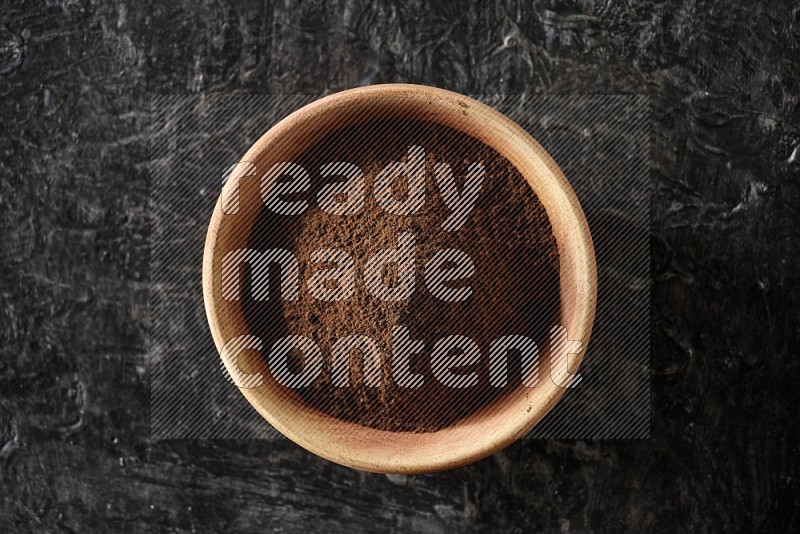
[202,83,597,473]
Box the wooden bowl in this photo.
[203,84,596,473]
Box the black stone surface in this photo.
[1,1,799,531]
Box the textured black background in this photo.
[1,1,799,532]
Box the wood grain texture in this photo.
[1,0,799,531]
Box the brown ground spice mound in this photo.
[244,118,560,432]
